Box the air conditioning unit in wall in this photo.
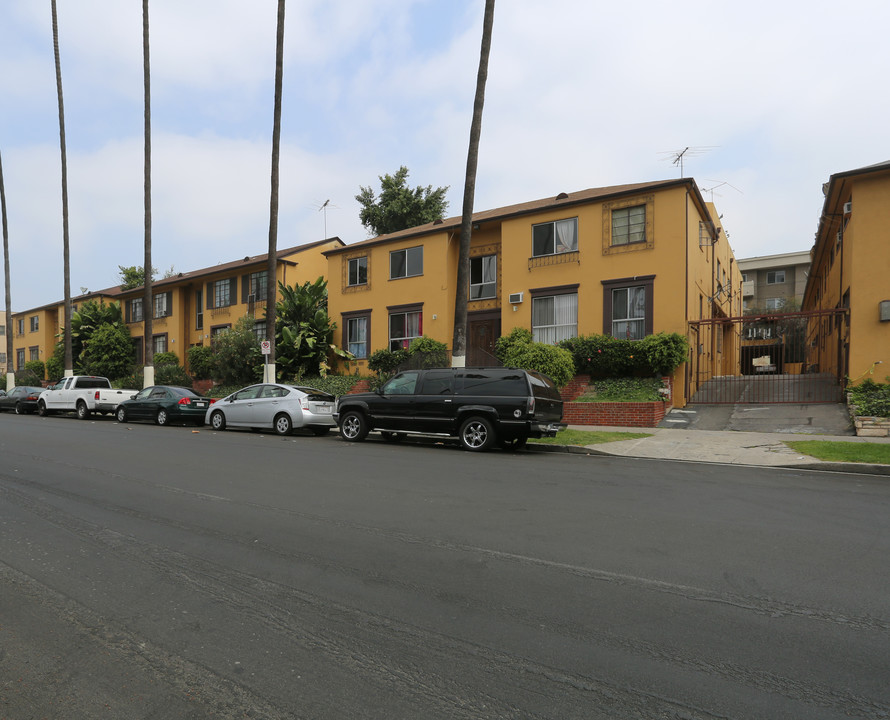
[843,201,852,215]
[508,292,524,304]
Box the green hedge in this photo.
[559,332,688,377]
[849,378,890,418]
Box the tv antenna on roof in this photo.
[700,179,743,202]
[658,146,718,178]
[312,199,339,238]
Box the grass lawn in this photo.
[785,441,890,465]
[528,428,652,446]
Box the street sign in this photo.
[261,340,271,355]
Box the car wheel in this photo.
[76,401,91,420]
[37,401,49,417]
[116,406,127,423]
[310,426,331,436]
[339,411,368,442]
[156,409,169,426]
[210,410,226,431]
[274,413,293,436]
[15,402,25,415]
[459,416,495,452]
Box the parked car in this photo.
[38,375,138,418]
[206,383,336,436]
[0,386,45,414]
[115,385,212,426]
[334,367,564,451]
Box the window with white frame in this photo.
[248,271,268,299]
[531,293,577,344]
[348,257,368,286]
[611,286,647,340]
[390,247,423,279]
[611,205,646,246]
[389,309,422,350]
[470,255,497,300]
[128,297,144,323]
[766,270,786,284]
[532,218,577,257]
[347,316,369,358]
[210,278,235,308]
[765,298,784,311]
[153,291,172,319]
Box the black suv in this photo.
[335,367,563,451]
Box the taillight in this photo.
[300,397,310,410]
[178,397,191,405]
[527,396,535,415]
[209,398,217,404]
[95,390,100,400]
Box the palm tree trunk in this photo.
[142,0,154,387]
[452,0,495,368]
[51,0,73,377]
[0,150,14,389]
[265,0,285,383]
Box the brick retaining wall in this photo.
[563,400,668,427]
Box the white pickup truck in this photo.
[38,376,138,419]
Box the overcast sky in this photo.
[1,0,888,311]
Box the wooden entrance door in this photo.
[467,317,500,366]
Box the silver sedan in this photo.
[205,383,336,436]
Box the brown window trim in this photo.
[601,275,654,337]
[529,283,579,298]
[386,302,423,313]
[342,309,372,360]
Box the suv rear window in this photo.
[458,371,528,396]
[527,371,561,400]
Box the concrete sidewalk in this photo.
[547,425,890,476]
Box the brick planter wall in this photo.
[563,400,669,427]
[347,378,372,394]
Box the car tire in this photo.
[210,410,226,431]
[37,401,49,417]
[116,406,127,423]
[76,401,91,420]
[156,409,169,426]
[459,416,495,452]
[274,413,293,436]
[15,402,24,415]
[310,426,331,436]
[339,410,369,442]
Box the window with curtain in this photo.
[470,255,497,299]
[389,310,422,350]
[532,293,577,344]
[347,316,368,358]
[611,206,646,245]
[611,286,646,339]
[532,218,578,257]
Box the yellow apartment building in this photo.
[7,238,342,379]
[803,160,890,384]
[325,179,741,408]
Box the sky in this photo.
[1,0,888,312]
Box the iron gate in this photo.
[687,308,848,404]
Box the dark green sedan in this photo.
[115,385,212,426]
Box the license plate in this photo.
[195,402,207,408]
[315,405,332,414]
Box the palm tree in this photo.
[51,0,73,376]
[452,0,495,367]
[142,0,154,387]
[265,0,286,382]
[0,150,13,389]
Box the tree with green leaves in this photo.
[68,300,126,370]
[270,277,349,379]
[209,316,263,386]
[79,322,135,380]
[356,166,449,236]
[118,265,157,290]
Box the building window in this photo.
[210,324,231,340]
[767,270,786,284]
[248,271,268,300]
[532,218,577,257]
[390,247,423,279]
[389,309,422,350]
[17,318,24,335]
[29,346,40,362]
[741,272,748,282]
[152,334,167,355]
[0,324,5,336]
[153,291,172,319]
[531,292,578,345]
[611,206,646,246]
[347,316,369,358]
[195,290,203,330]
[0,353,5,365]
[30,316,39,332]
[470,255,497,300]
[602,276,655,339]
[348,257,368,286]
[765,298,784,312]
[209,278,236,308]
[16,349,25,370]
[253,320,267,341]
[127,298,144,323]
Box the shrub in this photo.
[560,332,688,377]
[578,377,664,402]
[494,327,533,364]
[639,332,689,376]
[295,374,362,397]
[153,351,179,367]
[24,360,45,382]
[368,348,409,375]
[156,363,193,388]
[79,323,135,380]
[849,378,890,418]
[407,336,448,368]
[495,327,574,387]
[187,345,214,380]
[45,342,65,381]
[209,316,263,386]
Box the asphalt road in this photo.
[1,412,889,719]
